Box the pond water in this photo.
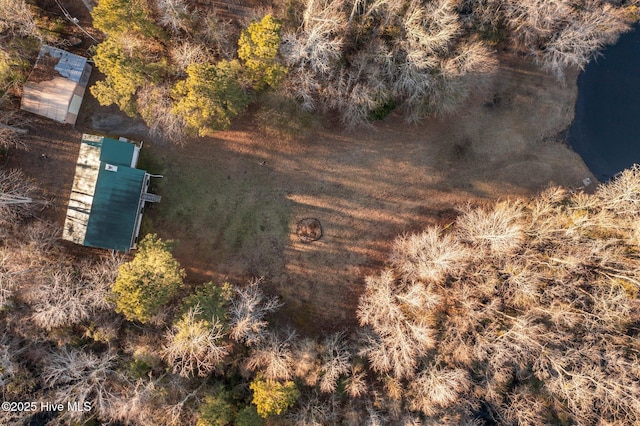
[567,24,640,181]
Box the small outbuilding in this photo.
[63,134,161,252]
[20,45,92,125]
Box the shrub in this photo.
[250,376,300,418]
[178,281,233,328]
[235,405,264,426]
[196,390,234,426]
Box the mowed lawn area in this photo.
[138,141,291,285]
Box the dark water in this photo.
[567,24,640,181]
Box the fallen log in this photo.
[0,123,28,134]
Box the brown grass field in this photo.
[9,53,595,334]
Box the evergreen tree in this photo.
[111,234,184,323]
[238,14,287,89]
[172,61,250,135]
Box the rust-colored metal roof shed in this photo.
[20,45,92,125]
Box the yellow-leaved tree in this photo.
[238,14,287,90]
[91,0,162,38]
[90,0,167,116]
[91,36,168,116]
[111,233,184,323]
[249,375,299,418]
[172,60,250,136]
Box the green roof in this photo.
[81,134,137,166]
[84,164,146,251]
[63,134,153,252]
[100,137,136,166]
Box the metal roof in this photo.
[84,163,146,251]
[20,45,92,125]
[63,134,154,252]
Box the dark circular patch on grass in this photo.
[297,218,322,243]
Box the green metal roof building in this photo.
[63,134,161,252]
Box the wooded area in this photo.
[2,152,640,424]
[1,0,638,137]
[1,0,640,424]
[87,0,640,137]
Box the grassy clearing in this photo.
[254,91,319,141]
[137,143,291,280]
[124,53,595,332]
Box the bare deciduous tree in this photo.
[407,366,472,416]
[162,305,228,377]
[357,167,640,422]
[246,329,296,380]
[0,168,39,225]
[282,0,497,126]
[19,220,59,261]
[0,0,39,38]
[319,331,351,393]
[43,348,118,421]
[80,252,126,311]
[109,378,162,426]
[168,41,211,75]
[137,83,188,145]
[596,164,640,216]
[198,14,237,59]
[292,337,321,386]
[455,201,525,256]
[538,2,629,78]
[29,253,123,331]
[460,0,631,79]
[31,268,91,330]
[344,364,367,399]
[501,385,549,425]
[357,270,437,379]
[0,111,29,150]
[154,0,193,34]
[0,334,16,388]
[228,278,282,346]
[390,227,470,284]
[363,401,388,426]
[108,374,201,426]
[0,249,17,310]
[288,393,335,426]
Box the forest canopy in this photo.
[85,0,639,139]
[2,0,640,424]
[356,165,640,423]
[3,150,640,423]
